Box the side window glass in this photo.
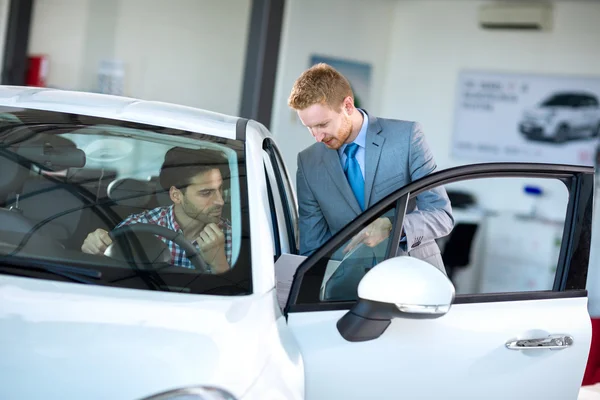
[300,176,569,304]
[441,177,568,295]
[296,205,398,304]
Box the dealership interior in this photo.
[1,0,600,398]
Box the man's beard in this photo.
[329,116,353,150]
[181,197,222,224]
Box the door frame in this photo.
[285,162,595,314]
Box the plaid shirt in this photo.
[116,205,232,271]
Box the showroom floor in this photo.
[580,384,600,399]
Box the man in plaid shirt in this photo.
[81,147,232,274]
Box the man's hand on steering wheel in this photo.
[81,229,113,255]
[81,224,229,273]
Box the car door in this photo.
[284,163,594,400]
[581,96,600,135]
[569,95,589,134]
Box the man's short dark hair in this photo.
[159,147,229,192]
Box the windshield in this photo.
[541,94,579,107]
[0,107,251,295]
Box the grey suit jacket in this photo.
[296,110,454,270]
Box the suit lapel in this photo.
[322,147,362,215]
[364,114,384,207]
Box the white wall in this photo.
[270,0,396,183]
[0,0,12,76]
[27,0,250,115]
[379,0,600,213]
[28,0,90,90]
[113,0,250,115]
[381,0,600,170]
[80,0,119,94]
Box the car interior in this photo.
[0,126,238,275]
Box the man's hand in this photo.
[197,223,228,273]
[81,228,113,255]
[343,217,392,254]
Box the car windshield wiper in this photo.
[0,258,102,285]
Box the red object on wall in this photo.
[25,55,48,87]
[583,318,600,386]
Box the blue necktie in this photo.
[344,143,365,211]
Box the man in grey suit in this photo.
[288,63,454,273]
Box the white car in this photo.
[519,92,600,143]
[0,87,595,400]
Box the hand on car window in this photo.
[343,217,392,254]
[81,229,113,255]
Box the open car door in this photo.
[285,163,594,400]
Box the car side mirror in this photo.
[336,256,455,342]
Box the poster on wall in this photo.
[309,54,372,110]
[452,70,600,166]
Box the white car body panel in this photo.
[288,297,591,400]
[0,274,303,400]
[245,123,278,296]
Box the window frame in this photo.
[285,163,594,314]
[0,107,254,296]
[263,138,299,255]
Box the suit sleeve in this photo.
[401,122,454,250]
[297,153,332,256]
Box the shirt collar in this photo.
[339,108,368,156]
[166,204,181,233]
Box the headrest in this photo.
[0,150,30,198]
[16,134,86,171]
[108,178,154,208]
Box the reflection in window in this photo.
[439,177,568,295]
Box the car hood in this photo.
[0,275,277,400]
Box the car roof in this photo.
[0,86,244,140]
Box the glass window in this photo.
[296,176,570,304]
[0,107,251,295]
[440,177,568,295]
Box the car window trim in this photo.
[285,163,594,314]
[263,163,282,260]
[263,139,299,255]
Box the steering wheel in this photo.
[107,223,209,272]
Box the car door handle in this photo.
[505,334,573,350]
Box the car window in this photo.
[288,170,590,307]
[318,177,568,302]
[0,107,252,295]
[582,96,598,107]
[542,94,572,107]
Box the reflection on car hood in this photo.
[0,275,276,400]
